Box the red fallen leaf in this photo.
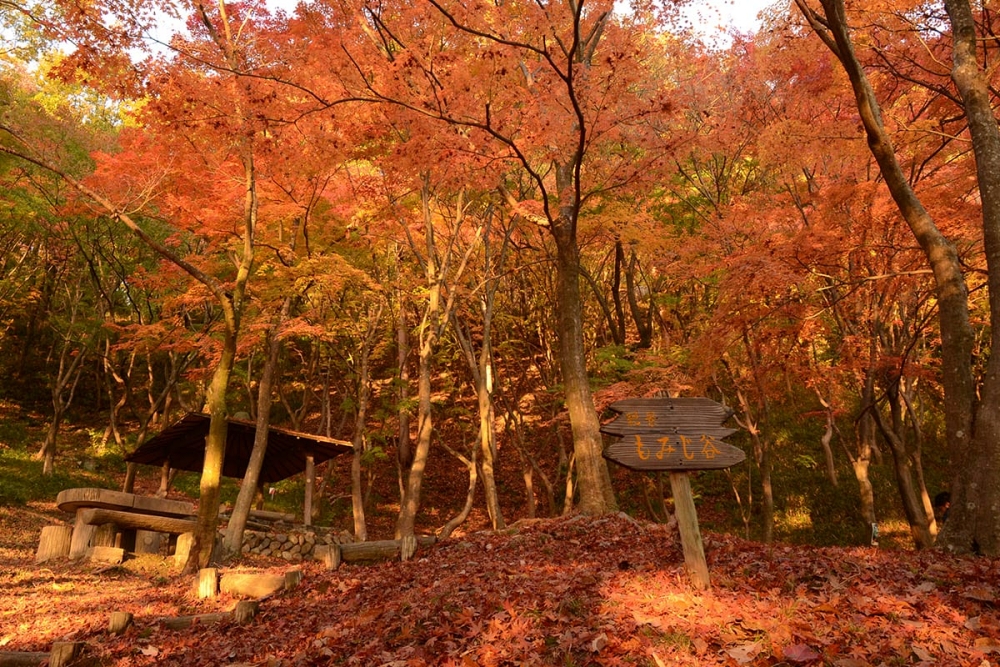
[783,643,820,663]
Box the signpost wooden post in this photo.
[601,397,744,590]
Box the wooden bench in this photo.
[55,488,196,560]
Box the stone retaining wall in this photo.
[241,529,353,562]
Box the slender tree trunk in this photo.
[624,249,653,349]
[351,304,382,543]
[183,129,257,574]
[438,442,479,540]
[870,388,934,549]
[183,329,238,574]
[396,317,435,555]
[815,389,838,487]
[396,303,412,501]
[221,297,292,560]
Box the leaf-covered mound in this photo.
[4,511,999,666]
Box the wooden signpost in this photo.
[601,397,744,590]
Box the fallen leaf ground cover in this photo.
[3,507,999,667]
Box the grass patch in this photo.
[0,447,120,505]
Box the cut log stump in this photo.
[174,532,195,567]
[135,530,163,555]
[109,611,133,635]
[198,568,218,599]
[48,642,83,667]
[284,569,302,590]
[233,600,258,625]
[35,525,72,563]
[314,544,341,570]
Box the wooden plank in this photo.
[603,434,745,471]
[57,488,134,513]
[608,397,733,420]
[131,495,195,517]
[669,472,710,590]
[79,508,198,536]
[602,420,738,438]
[69,511,97,560]
[56,487,194,517]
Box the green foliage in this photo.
[170,471,242,507]
[361,445,388,467]
[0,445,119,505]
[590,345,638,387]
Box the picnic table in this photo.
[55,488,196,560]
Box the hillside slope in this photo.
[2,508,999,666]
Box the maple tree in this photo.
[289,0,687,519]
[792,0,1000,556]
[9,0,1000,575]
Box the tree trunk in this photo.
[221,297,291,560]
[184,330,237,574]
[796,0,977,543]
[396,319,434,557]
[624,249,653,349]
[438,442,478,540]
[396,302,412,500]
[351,303,382,543]
[939,0,1000,557]
[551,189,616,515]
[870,388,934,549]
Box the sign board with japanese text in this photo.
[600,397,745,472]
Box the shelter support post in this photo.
[304,453,315,527]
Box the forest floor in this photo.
[2,502,1000,667]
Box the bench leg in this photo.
[69,510,96,560]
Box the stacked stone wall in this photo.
[241,528,353,562]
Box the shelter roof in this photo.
[125,413,352,484]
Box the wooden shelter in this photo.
[125,413,352,524]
